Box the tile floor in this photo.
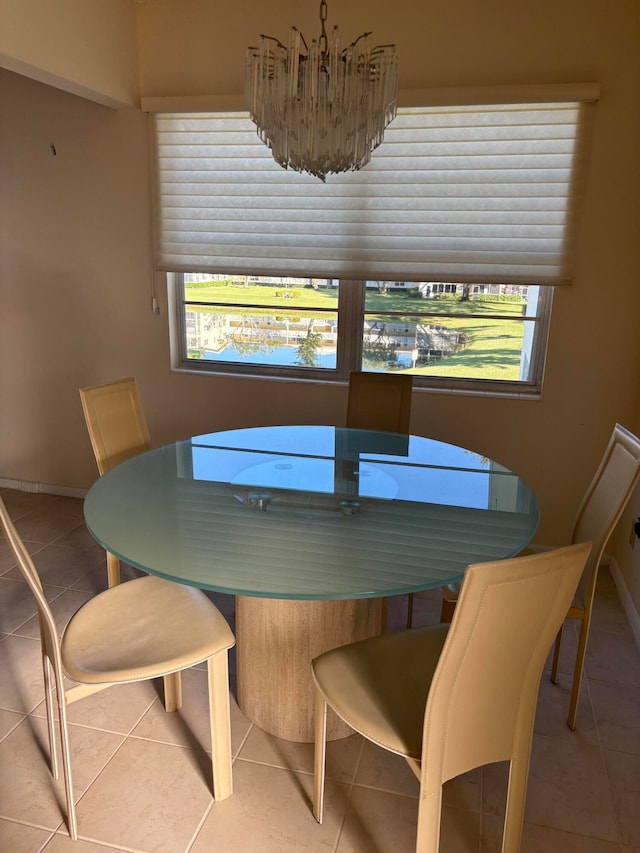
[0,488,639,852]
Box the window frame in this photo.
[170,274,553,397]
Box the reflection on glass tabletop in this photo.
[84,426,539,600]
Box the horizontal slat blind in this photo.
[153,97,595,284]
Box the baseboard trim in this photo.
[609,555,640,653]
[0,477,87,500]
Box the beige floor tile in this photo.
[0,816,53,853]
[54,524,105,554]
[4,543,106,588]
[354,739,420,797]
[71,567,110,596]
[58,679,159,734]
[0,538,19,574]
[481,812,623,852]
[0,707,24,740]
[13,500,86,545]
[0,634,49,714]
[0,716,124,830]
[75,737,213,852]
[591,576,634,635]
[483,735,619,842]
[132,670,251,755]
[43,834,130,852]
[0,491,63,523]
[542,620,579,676]
[0,576,66,634]
[354,739,482,812]
[589,680,640,755]
[584,628,640,687]
[534,674,599,743]
[337,786,480,853]
[239,725,362,781]
[16,588,94,640]
[72,560,143,595]
[336,785,419,852]
[0,537,47,574]
[191,760,348,852]
[604,749,640,847]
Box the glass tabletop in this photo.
[83,426,539,599]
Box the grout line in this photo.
[584,670,625,848]
[185,799,215,853]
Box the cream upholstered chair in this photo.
[346,371,413,631]
[312,543,591,852]
[0,495,235,841]
[80,377,151,588]
[346,371,413,434]
[435,422,640,729]
[80,378,183,712]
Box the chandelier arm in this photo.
[257,34,288,51]
[294,27,309,55]
[347,32,373,51]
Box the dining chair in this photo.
[80,377,151,588]
[0,495,235,841]
[431,422,640,730]
[346,370,413,434]
[312,542,591,852]
[346,370,413,631]
[80,377,182,711]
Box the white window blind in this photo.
[152,92,596,285]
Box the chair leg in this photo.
[163,672,183,712]
[501,754,530,853]
[415,785,443,853]
[207,655,233,801]
[106,551,120,587]
[313,686,328,823]
[440,596,456,623]
[42,655,59,779]
[550,624,563,684]
[380,597,389,633]
[567,616,590,730]
[56,691,78,840]
[406,593,414,628]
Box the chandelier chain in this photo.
[319,0,328,55]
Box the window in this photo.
[153,85,597,396]
[175,275,551,394]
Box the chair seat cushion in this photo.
[312,624,449,759]
[61,575,235,684]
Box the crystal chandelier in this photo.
[246,1,398,182]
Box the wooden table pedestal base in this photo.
[236,595,384,743]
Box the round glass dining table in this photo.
[84,426,539,741]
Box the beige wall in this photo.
[0,0,140,107]
[1,1,640,602]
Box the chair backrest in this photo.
[0,497,64,678]
[80,378,151,475]
[346,371,413,433]
[420,542,591,790]
[571,423,640,608]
